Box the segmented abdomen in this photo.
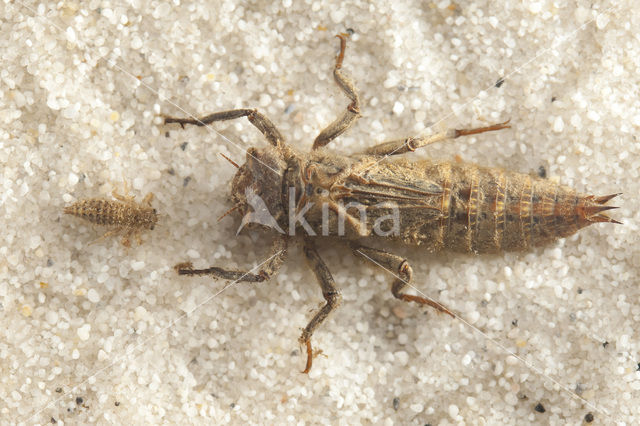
[441,163,569,252]
[418,161,617,253]
[64,199,148,228]
[344,159,618,253]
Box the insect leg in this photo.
[164,109,286,148]
[88,227,124,246]
[352,244,454,317]
[312,34,361,150]
[120,234,132,248]
[174,236,287,282]
[141,192,154,206]
[132,229,143,246]
[111,191,135,203]
[326,200,369,237]
[299,239,342,373]
[111,179,136,203]
[364,120,511,156]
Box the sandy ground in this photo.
[2,1,639,424]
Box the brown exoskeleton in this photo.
[64,181,159,247]
[165,34,620,373]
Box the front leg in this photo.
[299,239,342,373]
[352,244,454,317]
[364,120,510,156]
[111,179,136,203]
[175,236,287,282]
[312,34,361,150]
[141,192,154,207]
[164,108,287,149]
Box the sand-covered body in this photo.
[282,151,619,253]
[64,191,158,247]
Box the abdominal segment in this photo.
[333,159,618,253]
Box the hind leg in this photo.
[352,244,454,316]
[364,120,511,156]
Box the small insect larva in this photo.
[64,182,158,247]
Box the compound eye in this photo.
[153,208,157,214]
